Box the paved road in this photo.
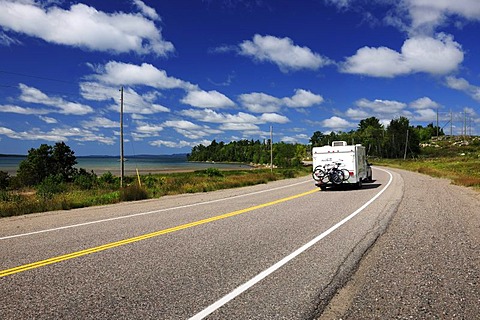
[1,168,402,319]
[319,168,480,319]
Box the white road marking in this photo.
[189,168,393,320]
[0,179,311,240]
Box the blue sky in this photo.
[0,0,479,156]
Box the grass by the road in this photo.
[374,157,480,190]
[0,167,310,218]
[373,136,480,191]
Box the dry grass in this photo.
[375,157,480,191]
[452,177,480,188]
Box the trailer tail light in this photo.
[349,171,354,176]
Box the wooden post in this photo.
[120,86,124,188]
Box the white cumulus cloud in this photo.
[87,61,196,91]
[260,113,290,124]
[342,34,463,77]
[322,116,355,130]
[0,1,174,55]
[19,83,93,115]
[181,90,235,109]
[239,89,324,113]
[238,92,282,113]
[402,0,480,35]
[410,97,439,109]
[81,117,119,130]
[282,89,324,108]
[238,34,332,72]
[445,76,480,102]
[356,98,407,114]
[133,0,160,21]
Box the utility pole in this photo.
[403,129,409,160]
[120,86,124,188]
[270,126,273,172]
[450,109,453,137]
[469,115,472,136]
[436,108,439,138]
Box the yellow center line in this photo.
[0,188,318,278]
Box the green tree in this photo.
[357,117,384,157]
[17,142,78,186]
[310,131,325,147]
[17,144,53,186]
[384,117,420,158]
[52,142,77,181]
[295,144,307,162]
[414,123,444,142]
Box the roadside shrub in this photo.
[99,171,118,186]
[143,174,157,189]
[0,170,10,190]
[74,169,98,190]
[205,168,224,177]
[120,184,148,201]
[142,174,168,197]
[281,169,296,179]
[36,175,65,199]
[0,190,9,202]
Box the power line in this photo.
[0,70,75,85]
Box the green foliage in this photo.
[204,168,224,177]
[0,170,10,190]
[99,171,118,186]
[51,142,77,181]
[36,174,65,199]
[16,142,77,186]
[414,123,444,142]
[141,174,167,197]
[310,131,325,147]
[281,169,296,178]
[309,116,427,159]
[143,174,158,190]
[74,169,98,190]
[384,117,420,158]
[189,139,270,164]
[188,139,305,168]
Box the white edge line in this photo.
[189,168,393,320]
[1,179,311,240]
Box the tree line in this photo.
[188,139,306,168]
[0,142,103,192]
[311,116,443,158]
[188,116,444,166]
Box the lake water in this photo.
[0,155,252,176]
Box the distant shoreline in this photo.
[89,163,254,176]
[0,155,253,176]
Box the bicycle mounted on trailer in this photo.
[311,141,372,190]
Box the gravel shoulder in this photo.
[318,168,480,319]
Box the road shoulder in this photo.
[318,168,480,319]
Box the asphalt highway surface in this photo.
[1,167,477,319]
[319,168,480,319]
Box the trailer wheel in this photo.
[357,179,363,189]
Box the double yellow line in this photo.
[0,188,318,278]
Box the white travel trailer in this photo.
[312,141,371,190]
